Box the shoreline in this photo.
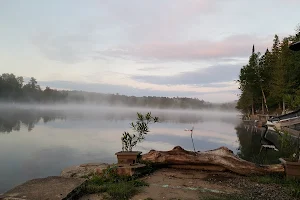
[1,163,298,200]
[1,146,298,200]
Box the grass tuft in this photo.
[78,165,149,200]
[83,179,146,200]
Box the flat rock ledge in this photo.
[0,163,109,200]
[60,163,110,178]
[0,176,85,200]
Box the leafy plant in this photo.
[275,127,300,161]
[292,133,300,162]
[121,112,158,151]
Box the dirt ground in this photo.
[132,168,238,200]
[80,168,297,200]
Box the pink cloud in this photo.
[98,34,272,61]
[98,0,219,43]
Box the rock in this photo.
[0,176,85,200]
[61,163,109,178]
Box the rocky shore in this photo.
[1,162,298,200]
[1,146,299,200]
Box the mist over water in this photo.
[0,103,243,193]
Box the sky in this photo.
[1,0,300,102]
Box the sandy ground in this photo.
[132,168,239,200]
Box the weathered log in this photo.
[142,146,284,176]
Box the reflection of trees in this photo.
[1,107,240,133]
[235,123,297,164]
[0,118,21,133]
[0,108,65,133]
[220,118,240,126]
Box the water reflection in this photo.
[1,105,297,194]
[0,105,241,193]
[0,105,239,133]
[0,108,65,133]
[235,123,298,165]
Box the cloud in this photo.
[97,34,271,62]
[29,0,221,64]
[99,0,219,42]
[32,31,98,63]
[29,1,270,64]
[132,64,241,85]
[138,66,170,72]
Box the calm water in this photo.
[0,104,277,193]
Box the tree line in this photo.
[0,73,235,110]
[237,25,300,115]
[0,74,68,102]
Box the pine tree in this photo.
[237,26,300,114]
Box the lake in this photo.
[0,104,275,193]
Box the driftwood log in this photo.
[142,146,284,176]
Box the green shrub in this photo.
[80,166,149,200]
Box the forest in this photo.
[237,26,300,115]
[0,73,235,110]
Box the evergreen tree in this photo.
[237,25,300,114]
